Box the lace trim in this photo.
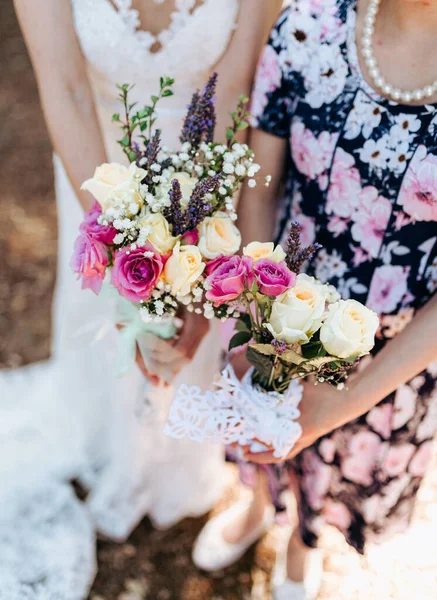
[113,0,210,52]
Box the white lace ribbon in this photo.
[164,365,304,458]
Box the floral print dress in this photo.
[242,0,437,554]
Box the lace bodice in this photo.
[71,0,240,157]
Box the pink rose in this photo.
[253,259,295,297]
[398,145,437,222]
[205,254,229,277]
[366,403,393,440]
[383,444,415,478]
[111,243,163,303]
[341,430,383,486]
[409,442,433,477]
[326,149,361,218]
[80,201,117,245]
[367,265,409,314]
[71,232,109,295]
[392,385,417,430]
[323,500,352,531]
[181,228,199,246]
[205,255,253,306]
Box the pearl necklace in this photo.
[361,0,437,103]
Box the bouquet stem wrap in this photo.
[164,365,303,458]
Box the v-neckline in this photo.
[105,0,207,55]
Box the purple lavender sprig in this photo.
[163,179,184,236]
[180,73,218,148]
[140,129,162,189]
[185,174,221,231]
[285,222,322,273]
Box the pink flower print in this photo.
[409,442,433,477]
[301,449,332,510]
[323,500,352,531]
[352,246,371,267]
[250,45,282,121]
[398,145,437,222]
[383,444,415,478]
[341,430,382,486]
[291,121,325,179]
[394,210,413,231]
[392,385,417,430]
[296,213,316,246]
[351,187,392,258]
[367,265,409,314]
[366,403,393,440]
[326,149,361,218]
[327,215,349,237]
[319,438,336,463]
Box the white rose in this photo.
[81,162,146,210]
[320,300,379,359]
[105,179,144,215]
[158,171,198,207]
[139,213,178,255]
[243,241,286,263]
[265,274,329,344]
[198,211,241,259]
[164,242,205,296]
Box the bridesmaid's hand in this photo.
[242,381,348,464]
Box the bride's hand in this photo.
[242,381,348,464]
[135,310,211,386]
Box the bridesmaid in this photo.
[193,1,437,598]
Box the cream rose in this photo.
[81,162,146,210]
[265,274,329,344]
[198,211,241,259]
[320,300,379,359]
[158,172,198,207]
[105,179,144,215]
[164,242,205,296]
[139,213,178,254]
[243,241,286,263]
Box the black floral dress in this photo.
[240,0,437,554]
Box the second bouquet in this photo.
[165,223,379,458]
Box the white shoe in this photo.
[192,501,275,572]
[272,543,323,600]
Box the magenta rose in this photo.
[181,229,199,246]
[80,201,116,244]
[205,255,253,306]
[111,243,163,303]
[254,259,296,296]
[205,254,230,277]
[71,232,109,295]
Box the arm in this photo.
[246,293,437,463]
[214,0,284,142]
[14,0,107,210]
[237,128,288,246]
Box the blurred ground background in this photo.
[2,0,437,598]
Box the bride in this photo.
[1,0,282,596]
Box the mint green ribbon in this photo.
[100,284,177,377]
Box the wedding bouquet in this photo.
[165,223,379,457]
[71,75,267,372]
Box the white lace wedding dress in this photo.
[0,1,239,597]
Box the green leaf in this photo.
[228,331,252,351]
[238,94,249,103]
[140,122,148,132]
[249,343,277,357]
[237,121,249,131]
[162,89,174,97]
[301,341,326,360]
[160,76,164,88]
[112,113,120,122]
[280,349,306,366]
[151,95,159,104]
[238,312,252,330]
[246,345,274,379]
[250,282,259,295]
[226,127,234,141]
[120,136,130,147]
[235,320,250,333]
[127,151,137,163]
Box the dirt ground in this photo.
[2,1,437,598]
